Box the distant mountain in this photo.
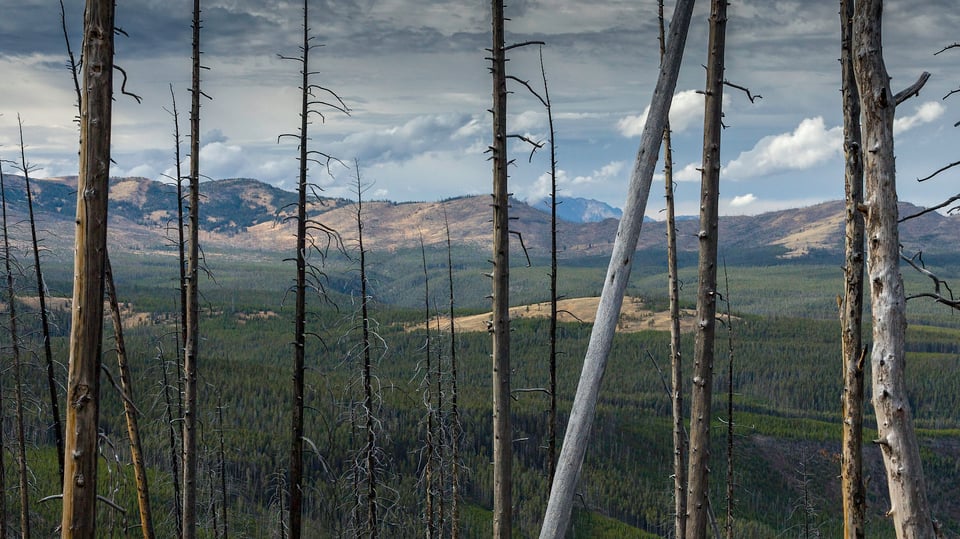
[530,196,623,223]
[5,175,960,260]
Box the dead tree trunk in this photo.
[105,254,155,539]
[538,1,696,536]
[183,0,203,536]
[443,209,462,539]
[489,0,512,536]
[839,1,866,537]
[2,153,30,539]
[62,0,115,535]
[288,2,311,535]
[167,82,185,538]
[851,2,939,537]
[353,162,379,539]
[658,1,686,536]
[17,116,66,486]
[685,1,728,537]
[420,234,437,539]
[0,162,10,539]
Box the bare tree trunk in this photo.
[105,254,155,539]
[420,235,437,539]
[490,0,512,536]
[159,346,183,537]
[852,2,939,537]
[0,163,10,539]
[62,1,115,535]
[166,82,186,538]
[2,155,30,539]
[354,164,379,539]
[539,2,696,536]
[658,2,686,536]
[183,1,203,536]
[217,392,229,539]
[443,210,461,539]
[723,267,735,539]
[839,1,866,537]
[685,2,727,537]
[17,116,66,487]
[288,2,311,536]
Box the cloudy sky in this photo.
[2,0,959,217]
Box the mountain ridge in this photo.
[4,175,959,259]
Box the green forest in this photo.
[2,242,959,537]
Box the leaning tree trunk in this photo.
[539,1,696,536]
[62,1,115,536]
[839,0,866,537]
[18,123,66,486]
[685,0,727,537]
[851,1,939,537]
[104,254,155,539]
[490,0,512,536]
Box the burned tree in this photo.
[62,0,116,535]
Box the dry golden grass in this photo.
[413,296,699,334]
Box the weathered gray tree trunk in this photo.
[62,1,114,536]
[538,1,696,536]
[490,0,512,536]
[658,1,686,536]
[183,0,203,536]
[685,0,727,537]
[839,1,866,537]
[443,210,462,539]
[852,1,939,537]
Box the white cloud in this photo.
[724,117,843,179]
[523,160,625,202]
[729,193,757,207]
[511,110,547,132]
[893,101,944,135]
[617,90,729,138]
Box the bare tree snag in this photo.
[852,1,939,537]
[538,1,696,537]
[839,1,866,537]
[0,162,10,539]
[419,232,437,539]
[62,0,115,535]
[686,0,728,537]
[105,254,155,539]
[657,1,687,536]
[183,0,204,536]
[16,115,66,487]
[2,152,30,539]
[490,0,512,536]
[443,209,462,539]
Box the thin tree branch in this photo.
[893,71,931,106]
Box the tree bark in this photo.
[839,1,866,537]
[183,0,203,536]
[105,254,155,539]
[289,2,310,536]
[538,1,696,536]
[62,1,115,535]
[685,0,727,537]
[852,1,939,537]
[490,0,512,536]
[658,1,686,536]
[0,164,10,539]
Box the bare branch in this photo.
[503,40,546,52]
[899,194,960,222]
[722,80,762,103]
[916,160,960,183]
[934,43,960,55]
[893,71,931,106]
